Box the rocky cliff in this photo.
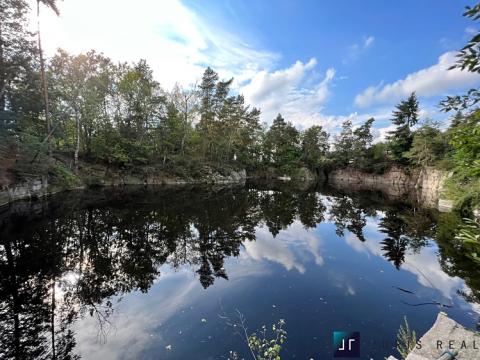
[328,167,450,210]
[0,166,247,207]
[0,177,57,208]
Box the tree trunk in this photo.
[0,26,5,113]
[37,0,51,155]
[75,113,80,171]
[4,241,21,358]
[51,278,56,359]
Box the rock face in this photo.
[202,168,247,184]
[328,167,449,210]
[0,177,53,207]
[417,168,449,209]
[84,166,247,186]
[296,167,317,182]
[389,312,479,360]
[0,166,247,207]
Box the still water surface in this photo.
[0,184,479,359]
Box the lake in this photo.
[0,183,479,359]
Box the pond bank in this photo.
[0,163,454,211]
[0,165,248,207]
[388,312,479,360]
[328,167,452,211]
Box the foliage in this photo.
[352,117,375,169]
[387,93,419,162]
[50,162,81,187]
[405,121,449,167]
[1,0,480,203]
[332,117,376,171]
[397,316,417,360]
[301,125,329,169]
[247,320,287,360]
[448,110,480,177]
[0,0,42,121]
[367,142,391,173]
[263,114,301,174]
[455,218,480,264]
[332,119,354,166]
[440,4,480,112]
[451,4,480,72]
[443,174,480,215]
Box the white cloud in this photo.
[343,35,375,64]
[243,221,327,272]
[74,271,199,359]
[244,226,306,273]
[28,0,278,89]
[355,51,480,108]
[364,36,375,49]
[344,218,469,303]
[372,124,396,144]
[241,59,342,130]
[29,0,375,133]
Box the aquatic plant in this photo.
[397,316,417,360]
[455,218,480,264]
[224,310,287,360]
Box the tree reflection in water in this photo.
[0,185,477,359]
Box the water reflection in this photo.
[0,185,478,359]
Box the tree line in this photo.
[0,0,478,184]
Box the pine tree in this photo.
[333,119,354,166]
[387,92,419,162]
[301,125,329,169]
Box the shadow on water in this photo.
[0,184,479,359]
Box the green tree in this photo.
[387,92,419,162]
[0,0,41,124]
[169,83,198,156]
[49,50,115,168]
[115,60,165,164]
[36,0,60,154]
[301,125,329,169]
[197,67,219,159]
[333,119,354,166]
[352,117,375,169]
[264,114,300,172]
[449,110,480,176]
[405,121,448,167]
[440,4,480,112]
[157,102,184,164]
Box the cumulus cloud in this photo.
[28,0,278,88]
[241,59,343,130]
[244,226,306,273]
[355,51,480,108]
[75,271,199,359]
[243,221,327,272]
[29,0,370,133]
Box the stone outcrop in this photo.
[388,312,479,360]
[0,177,54,208]
[0,166,247,207]
[417,168,450,209]
[328,167,450,210]
[83,165,247,186]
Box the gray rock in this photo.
[438,199,454,213]
[405,312,479,360]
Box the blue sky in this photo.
[33,0,480,139]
